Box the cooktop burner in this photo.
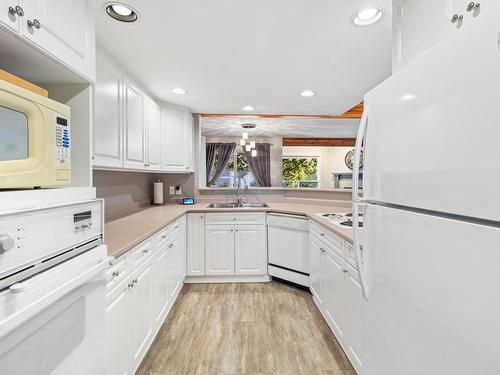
[339,220,363,228]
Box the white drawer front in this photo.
[310,221,344,258]
[130,240,153,268]
[205,212,265,225]
[106,257,129,290]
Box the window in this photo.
[282,157,319,188]
[212,147,257,187]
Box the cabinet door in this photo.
[153,244,175,326]
[161,109,189,172]
[0,0,21,32]
[187,213,205,276]
[234,225,266,275]
[131,262,154,368]
[145,97,161,169]
[393,0,464,71]
[323,247,348,341]
[106,280,132,375]
[205,225,235,275]
[124,82,146,169]
[309,235,324,305]
[21,0,96,81]
[94,55,123,168]
[346,264,363,374]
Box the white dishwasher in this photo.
[267,213,310,287]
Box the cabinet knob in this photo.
[112,270,120,277]
[128,282,134,288]
[27,19,41,29]
[230,229,234,232]
[132,279,138,284]
[466,2,480,12]
[451,14,463,24]
[9,5,24,16]
[162,235,167,239]
[168,243,174,248]
[142,249,149,254]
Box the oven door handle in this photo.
[0,257,107,338]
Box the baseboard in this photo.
[184,275,271,283]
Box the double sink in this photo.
[207,202,269,209]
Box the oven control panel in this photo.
[0,200,103,280]
[55,115,71,165]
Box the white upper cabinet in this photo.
[145,97,161,169]
[124,81,146,169]
[161,109,192,172]
[1,0,96,81]
[94,55,123,168]
[0,0,22,32]
[393,0,474,71]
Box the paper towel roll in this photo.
[153,181,164,205]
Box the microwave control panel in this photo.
[55,116,70,165]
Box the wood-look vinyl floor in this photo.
[137,282,356,375]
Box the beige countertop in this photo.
[104,201,354,259]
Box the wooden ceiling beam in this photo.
[282,138,356,147]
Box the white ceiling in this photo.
[201,117,360,138]
[96,0,392,115]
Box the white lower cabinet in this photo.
[205,224,235,275]
[130,261,154,368]
[202,213,267,278]
[235,225,267,275]
[323,247,348,341]
[310,227,364,374]
[187,213,205,276]
[346,264,363,373]
[106,278,132,375]
[105,216,186,375]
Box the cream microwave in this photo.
[0,79,71,189]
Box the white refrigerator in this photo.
[352,3,500,375]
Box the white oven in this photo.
[0,199,107,375]
[0,245,107,375]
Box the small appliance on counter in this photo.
[0,78,71,189]
[153,179,164,205]
[182,197,194,205]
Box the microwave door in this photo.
[0,106,29,161]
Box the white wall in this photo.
[282,146,354,188]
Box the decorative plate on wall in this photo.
[345,149,363,170]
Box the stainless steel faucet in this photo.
[236,173,248,205]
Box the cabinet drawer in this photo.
[130,240,153,268]
[106,256,129,290]
[155,221,181,249]
[205,212,265,225]
[310,222,344,258]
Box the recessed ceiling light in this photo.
[171,87,187,95]
[105,2,138,22]
[300,90,315,97]
[242,106,255,112]
[352,8,383,26]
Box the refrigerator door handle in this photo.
[353,104,369,203]
[353,202,369,301]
